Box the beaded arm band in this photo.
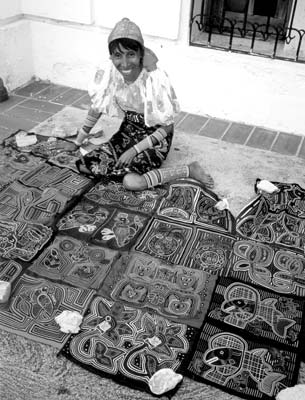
[83,108,102,133]
[75,108,102,146]
[75,127,89,146]
[133,127,167,155]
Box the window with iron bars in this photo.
[190,0,305,63]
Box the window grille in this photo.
[190,0,305,63]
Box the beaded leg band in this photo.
[143,165,189,188]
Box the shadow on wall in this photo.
[0,78,9,102]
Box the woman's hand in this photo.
[75,127,89,146]
[115,147,137,169]
[64,142,79,152]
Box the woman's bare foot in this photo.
[188,161,214,189]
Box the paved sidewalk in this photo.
[1,80,305,158]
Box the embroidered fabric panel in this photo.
[48,152,80,173]
[227,238,305,297]
[90,208,149,251]
[56,199,111,239]
[99,252,217,328]
[19,164,92,199]
[0,152,303,400]
[0,258,24,283]
[29,235,119,290]
[255,182,305,218]
[156,181,197,222]
[156,180,236,234]
[85,180,167,215]
[0,274,95,348]
[237,183,305,252]
[135,218,235,273]
[0,181,69,226]
[0,220,52,261]
[61,296,197,392]
[82,143,116,177]
[135,218,194,264]
[31,140,79,159]
[4,132,80,159]
[0,147,45,189]
[186,323,300,400]
[207,277,305,347]
[58,199,149,252]
[180,228,236,274]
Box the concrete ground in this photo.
[173,129,305,216]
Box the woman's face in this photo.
[111,43,142,83]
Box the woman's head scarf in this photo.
[108,18,158,71]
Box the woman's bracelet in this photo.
[133,144,141,154]
[75,127,89,146]
[152,127,167,142]
[133,128,167,155]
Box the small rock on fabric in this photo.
[55,310,83,333]
[0,281,11,303]
[148,368,183,395]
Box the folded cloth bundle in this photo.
[15,131,38,147]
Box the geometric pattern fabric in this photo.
[0,133,304,398]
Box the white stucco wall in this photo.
[21,0,92,24]
[1,0,305,137]
[162,45,305,135]
[0,20,33,91]
[29,20,105,89]
[0,0,21,19]
[93,0,181,39]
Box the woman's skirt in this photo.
[80,111,173,178]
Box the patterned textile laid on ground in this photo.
[236,182,305,254]
[99,251,217,328]
[0,219,53,261]
[29,235,119,290]
[84,180,168,215]
[0,257,27,284]
[207,277,305,346]
[232,182,305,297]
[61,295,198,393]
[0,131,304,398]
[19,163,92,199]
[186,322,300,399]
[0,273,95,348]
[0,146,44,190]
[185,182,305,399]
[3,130,80,159]
[0,180,70,226]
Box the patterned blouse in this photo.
[88,62,180,127]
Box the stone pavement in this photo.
[1,80,305,215]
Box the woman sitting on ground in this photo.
[75,17,214,191]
